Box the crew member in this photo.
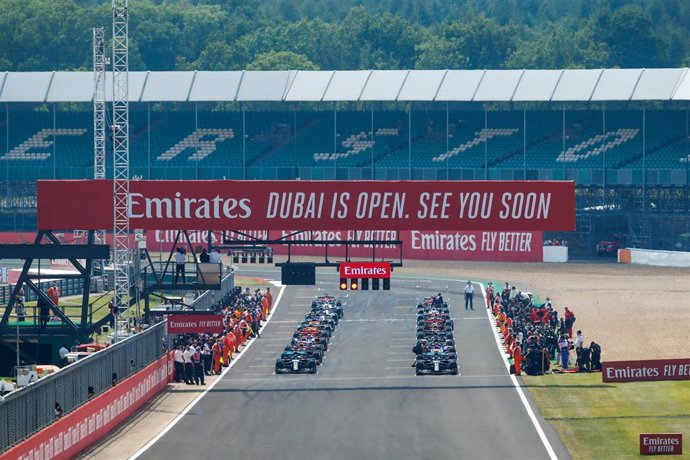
[513,343,522,376]
[464,281,474,310]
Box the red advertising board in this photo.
[340,262,391,279]
[602,358,690,383]
[0,230,544,263]
[640,434,683,455]
[37,180,575,231]
[0,352,173,460]
[166,314,224,334]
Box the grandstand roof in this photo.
[0,68,689,103]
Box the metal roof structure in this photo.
[0,68,689,103]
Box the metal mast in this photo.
[112,0,131,338]
[92,27,106,248]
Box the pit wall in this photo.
[0,352,173,460]
[618,248,690,267]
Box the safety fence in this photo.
[0,321,165,452]
[0,277,103,305]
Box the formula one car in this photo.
[275,351,317,374]
[293,326,331,343]
[422,333,455,347]
[415,352,458,375]
[416,323,454,340]
[418,297,448,310]
[304,310,340,329]
[297,320,333,337]
[282,342,324,364]
[312,295,344,318]
[417,316,454,331]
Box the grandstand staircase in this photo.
[361,130,428,168]
[629,217,652,248]
[487,134,551,169]
[247,115,321,167]
[574,213,595,254]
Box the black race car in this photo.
[415,352,458,375]
[275,350,317,374]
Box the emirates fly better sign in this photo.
[340,262,391,279]
[37,180,575,231]
[166,314,224,334]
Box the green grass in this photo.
[234,276,270,287]
[524,373,690,459]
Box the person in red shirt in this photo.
[211,339,222,374]
[513,344,523,376]
[47,283,60,305]
[224,332,236,361]
[564,307,576,339]
[265,288,273,310]
[233,322,243,348]
[530,308,539,324]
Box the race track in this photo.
[137,271,569,460]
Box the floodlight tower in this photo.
[92,27,106,248]
[112,0,131,338]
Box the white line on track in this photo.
[129,281,287,460]
[478,282,558,460]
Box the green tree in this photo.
[591,5,666,67]
[247,51,319,70]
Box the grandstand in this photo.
[1,68,690,253]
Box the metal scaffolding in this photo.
[112,0,131,338]
[92,27,106,249]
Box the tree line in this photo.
[1,0,688,72]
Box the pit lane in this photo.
[135,270,569,460]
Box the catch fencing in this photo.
[0,321,165,452]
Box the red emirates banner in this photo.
[37,180,575,231]
[640,434,682,455]
[166,314,224,334]
[602,358,690,383]
[340,262,391,279]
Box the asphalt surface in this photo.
[140,270,570,460]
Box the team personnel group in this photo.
[172,286,273,384]
[486,281,601,376]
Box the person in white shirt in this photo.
[174,247,186,284]
[574,330,585,368]
[59,344,70,367]
[209,249,221,264]
[173,346,185,382]
[464,281,475,310]
[183,346,194,384]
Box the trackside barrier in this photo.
[0,351,173,460]
[618,248,690,267]
[190,268,235,311]
[0,322,166,453]
[542,246,568,262]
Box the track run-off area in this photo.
[132,270,569,460]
